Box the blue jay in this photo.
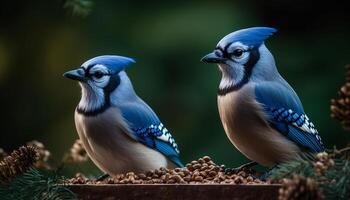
[201,27,324,168]
[63,55,183,176]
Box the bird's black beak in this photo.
[201,52,227,64]
[63,68,87,82]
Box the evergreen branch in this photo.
[270,149,350,200]
[269,153,316,180]
[0,168,76,200]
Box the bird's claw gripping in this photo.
[96,173,110,181]
[224,161,258,174]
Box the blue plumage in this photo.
[154,140,183,167]
[65,54,184,175]
[255,81,304,114]
[255,81,324,152]
[82,55,136,73]
[219,27,277,47]
[119,101,183,167]
[202,27,325,167]
[270,108,323,150]
[82,55,183,162]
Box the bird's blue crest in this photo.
[219,27,277,47]
[82,55,136,73]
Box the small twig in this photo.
[333,146,350,156]
[338,147,350,154]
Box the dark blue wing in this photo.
[119,99,184,167]
[255,81,324,152]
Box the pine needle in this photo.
[269,149,350,200]
[0,168,76,200]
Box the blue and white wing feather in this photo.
[255,81,324,152]
[119,99,183,167]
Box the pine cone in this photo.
[331,65,350,130]
[63,139,89,164]
[313,152,335,176]
[0,145,39,182]
[0,148,7,160]
[26,140,51,169]
[279,175,323,200]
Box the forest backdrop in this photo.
[0,0,349,175]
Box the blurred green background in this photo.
[1,0,349,175]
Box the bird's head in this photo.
[201,27,278,95]
[64,55,135,115]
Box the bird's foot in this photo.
[96,173,110,181]
[224,161,257,174]
[258,171,271,181]
[258,165,278,181]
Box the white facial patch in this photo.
[216,42,253,90]
[218,62,245,90]
[78,82,105,113]
[77,64,113,112]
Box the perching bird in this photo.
[201,27,324,168]
[64,55,183,176]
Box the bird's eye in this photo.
[232,49,244,58]
[93,71,104,79]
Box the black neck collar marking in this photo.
[217,47,260,96]
[77,73,121,117]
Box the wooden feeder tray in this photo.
[68,184,281,200]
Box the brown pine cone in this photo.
[0,145,39,182]
[313,152,335,176]
[0,148,7,160]
[279,175,323,200]
[63,139,89,164]
[331,65,350,130]
[26,140,51,169]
